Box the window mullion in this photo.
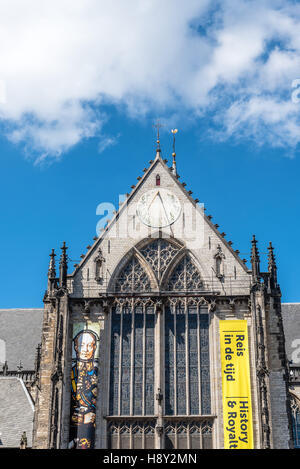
[118,306,123,416]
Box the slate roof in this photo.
[0,377,34,448]
[281,303,300,364]
[0,309,43,371]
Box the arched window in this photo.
[156,174,160,186]
[115,257,151,292]
[167,254,203,291]
[140,239,180,282]
[108,240,212,450]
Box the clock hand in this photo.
[158,192,171,224]
[148,190,160,208]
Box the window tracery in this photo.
[115,257,151,292]
[107,420,156,449]
[168,254,203,291]
[140,239,179,281]
[164,420,212,449]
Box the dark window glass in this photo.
[176,305,186,415]
[200,313,211,414]
[189,307,199,415]
[145,307,155,415]
[120,309,131,415]
[165,307,175,414]
[292,402,300,448]
[109,307,121,415]
[133,306,143,415]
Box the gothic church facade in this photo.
[31,145,293,449]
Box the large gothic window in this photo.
[108,240,212,450]
[109,301,155,416]
[140,239,180,282]
[165,300,211,416]
[115,257,151,292]
[168,254,203,291]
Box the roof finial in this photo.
[251,234,260,284]
[59,241,68,289]
[48,249,56,280]
[268,241,278,289]
[153,120,164,156]
[47,248,57,295]
[171,128,178,175]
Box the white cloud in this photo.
[98,134,120,155]
[0,0,299,161]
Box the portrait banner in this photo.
[220,320,254,449]
[69,321,100,449]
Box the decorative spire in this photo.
[48,249,56,279]
[47,249,57,295]
[251,235,260,283]
[171,128,178,175]
[153,120,164,157]
[268,241,278,288]
[59,241,68,289]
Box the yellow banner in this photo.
[220,320,254,449]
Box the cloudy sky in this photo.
[0,0,300,160]
[0,0,300,306]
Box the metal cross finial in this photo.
[153,120,164,149]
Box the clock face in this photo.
[136,188,181,228]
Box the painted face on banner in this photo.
[74,331,97,361]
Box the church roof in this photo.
[0,377,34,448]
[281,303,300,363]
[0,309,43,371]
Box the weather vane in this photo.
[171,128,178,175]
[171,128,178,155]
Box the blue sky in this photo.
[0,0,300,307]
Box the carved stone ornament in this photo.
[94,248,105,282]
